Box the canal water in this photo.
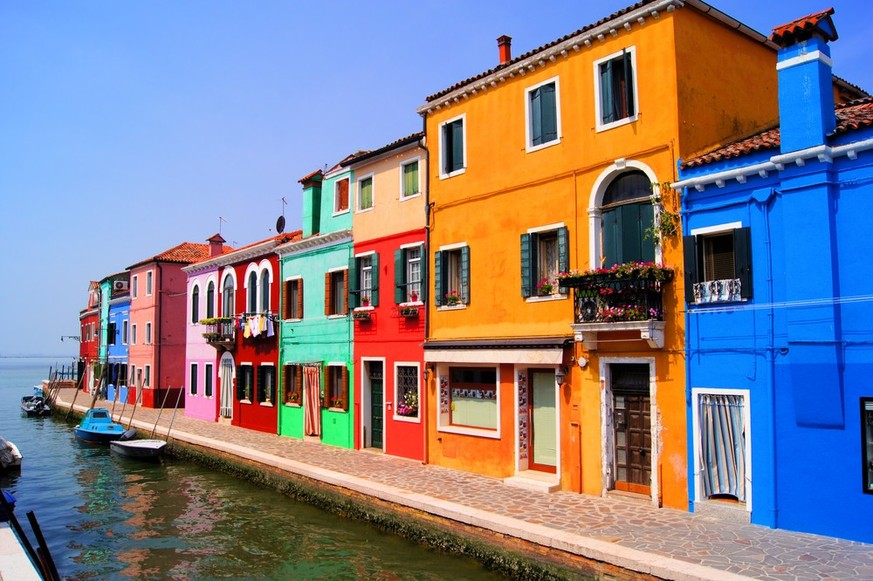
[0,357,505,580]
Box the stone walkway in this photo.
[56,389,873,580]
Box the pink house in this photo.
[127,239,227,408]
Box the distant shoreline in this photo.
[0,355,76,359]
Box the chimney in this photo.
[770,8,838,153]
[207,233,226,257]
[497,35,512,65]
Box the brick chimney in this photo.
[207,233,226,257]
[497,35,512,65]
[770,8,838,153]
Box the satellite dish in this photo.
[276,215,286,233]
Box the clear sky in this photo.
[2,1,871,357]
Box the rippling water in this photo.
[0,358,504,580]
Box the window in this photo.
[258,365,275,404]
[206,281,215,318]
[350,254,378,308]
[260,270,270,313]
[439,115,465,178]
[684,225,752,304]
[334,177,350,213]
[325,365,348,411]
[146,271,153,295]
[442,367,497,430]
[145,322,152,344]
[357,175,374,211]
[395,245,424,303]
[526,78,560,150]
[131,324,137,345]
[190,363,198,396]
[601,171,654,267]
[237,364,254,402]
[434,245,469,306]
[283,279,303,320]
[695,392,747,502]
[222,275,235,317]
[595,47,637,130]
[863,399,873,493]
[107,322,117,346]
[284,364,302,405]
[401,159,420,198]
[191,285,200,323]
[132,275,138,299]
[131,365,138,388]
[144,365,151,388]
[521,226,569,297]
[122,321,129,345]
[395,365,419,419]
[204,363,213,398]
[247,271,258,313]
[324,269,348,316]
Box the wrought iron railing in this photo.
[201,317,236,344]
[562,275,669,325]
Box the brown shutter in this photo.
[324,273,331,316]
[297,280,304,319]
[282,280,291,319]
[341,365,349,411]
[295,365,303,401]
[343,270,349,315]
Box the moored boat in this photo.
[110,438,167,460]
[74,408,126,443]
[0,437,23,471]
[20,395,51,417]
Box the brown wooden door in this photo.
[612,364,651,495]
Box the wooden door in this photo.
[369,362,383,449]
[612,364,651,495]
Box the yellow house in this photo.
[418,0,781,509]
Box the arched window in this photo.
[222,275,235,317]
[260,270,270,313]
[248,271,258,313]
[206,281,215,318]
[191,285,200,324]
[601,170,654,267]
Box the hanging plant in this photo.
[644,181,681,241]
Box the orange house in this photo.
[419,0,782,509]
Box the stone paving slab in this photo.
[56,390,873,580]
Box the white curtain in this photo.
[699,394,746,501]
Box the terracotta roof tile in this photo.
[128,241,234,269]
[341,132,424,167]
[298,169,323,184]
[682,96,873,169]
[770,8,836,47]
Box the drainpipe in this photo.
[421,118,431,466]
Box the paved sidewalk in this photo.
[57,389,873,580]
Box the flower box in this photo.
[400,305,419,317]
[353,310,371,321]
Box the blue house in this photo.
[106,276,131,402]
[674,9,873,543]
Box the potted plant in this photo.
[400,305,419,317]
[360,295,370,307]
[445,290,462,306]
[409,290,419,303]
[536,278,554,295]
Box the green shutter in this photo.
[371,252,379,307]
[520,233,532,297]
[434,251,443,306]
[624,50,635,117]
[602,208,619,267]
[541,83,557,143]
[461,246,470,304]
[394,249,405,304]
[734,227,752,298]
[557,227,569,292]
[639,203,655,263]
[530,88,542,146]
[348,257,359,309]
[683,235,699,303]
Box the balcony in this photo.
[201,317,236,349]
[558,263,673,350]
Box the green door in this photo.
[530,370,557,473]
[370,362,383,449]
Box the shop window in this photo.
[237,364,254,402]
[863,398,873,493]
[442,367,497,430]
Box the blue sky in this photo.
[1,1,871,357]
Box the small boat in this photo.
[21,395,51,417]
[0,437,23,471]
[110,434,167,460]
[74,408,126,443]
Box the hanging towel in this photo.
[266,317,274,337]
[243,321,251,338]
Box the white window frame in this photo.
[401,242,423,304]
[145,321,152,345]
[691,388,752,513]
[593,46,639,133]
[204,362,214,398]
[189,362,198,396]
[525,222,567,302]
[122,320,129,345]
[356,173,375,213]
[393,362,421,423]
[436,364,501,439]
[239,362,254,404]
[525,76,562,153]
[438,113,466,179]
[132,275,138,299]
[144,364,151,388]
[146,270,154,296]
[399,156,422,199]
[258,362,276,407]
[333,176,351,215]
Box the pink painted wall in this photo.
[184,267,220,421]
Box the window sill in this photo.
[399,301,423,307]
[526,293,567,303]
[354,306,374,312]
[393,414,421,424]
[355,206,374,214]
[525,137,561,154]
[327,314,347,320]
[438,304,466,311]
[284,402,301,408]
[400,192,421,201]
[595,115,638,133]
[240,399,252,405]
[327,407,348,413]
[259,402,274,408]
[437,424,500,439]
[438,168,466,180]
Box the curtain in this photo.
[699,394,746,501]
[304,365,321,437]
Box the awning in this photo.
[423,337,569,365]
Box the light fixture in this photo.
[555,365,567,384]
[577,356,588,369]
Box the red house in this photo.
[78,281,101,393]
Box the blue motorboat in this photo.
[74,408,127,443]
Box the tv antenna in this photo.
[275,197,287,233]
[218,216,227,235]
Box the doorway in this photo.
[369,361,384,450]
[219,353,234,420]
[611,363,651,495]
[529,369,557,473]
